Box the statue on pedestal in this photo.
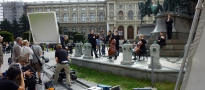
[138,0,163,24]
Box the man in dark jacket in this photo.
[165,14,173,39]
[60,35,68,50]
[88,30,99,58]
[115,31,120,57]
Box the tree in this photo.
[0,19,11,32]
[0,31,14,42]
[11,19,22,38]
[57,22,63,35]
[19,14,30,32]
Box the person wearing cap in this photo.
[0,35,3,68]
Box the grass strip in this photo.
[70,64,177,90]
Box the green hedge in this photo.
[73,34,84,43]
[22,31,33,42]
[0,31,14,42]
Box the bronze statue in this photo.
[138,0,163,24]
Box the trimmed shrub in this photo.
[0,31,14,42]
[73,34,84,43]
[22,31,33,42]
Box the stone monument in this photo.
[74,42,82,57]
[83,43,93,59]
[148,41,162,69]
[121,44,134,65]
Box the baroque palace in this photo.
[24,0,164,40]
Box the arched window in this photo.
[72,13,77,22]
[46,8,50,11]
[81,26,85,34]
[63,13,68,22]
[64,27,68,32]
[81,13,86,22]
[99,26,103,32]
[128,10,133,20]
[118,11,123,20]
[99,12,104,22]
[72,27,76,32]
[90,26,94,30]
[90,13,95,22]
[56,13,59,22]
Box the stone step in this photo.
[146,40,187,44]
[159,50,184,57]
[145,45,185,50]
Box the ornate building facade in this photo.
[24,0,164,40]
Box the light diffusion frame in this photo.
[27,12,60,43]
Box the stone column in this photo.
[74,43,82,57]
[107,3,110,21]
[83,43,93,59]
[134,24,137,39]
[114,3,116,21]
[121,44,134,65]
[124,25,127,39]
[148,41,162,69]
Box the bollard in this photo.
[121,44,134,65]
[83,43,93,59]
[148,41,162,69]
[74,43,82,57]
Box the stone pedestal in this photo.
[148,41,162,69]
[150,12,191,40]
[83,43,93,59]
[74,43,82,57]
[121,44,134,65]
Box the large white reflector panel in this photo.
[28,12,60,43]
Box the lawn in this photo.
[70,64,178,90]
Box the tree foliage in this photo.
[19,14,30,32]
[0,19,11,32]
[11,19,21,38]
[22,31,33,42]
[0,31,14,42]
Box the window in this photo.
[99,26,103,32]
[110,12,114,17]
[90,26,94,30]
[90,13,95,22]
[64,7,68,11]
[81,26,85,34]
[119,5,122,8]
[118,11,123,20]
[30,9,33,12]
[72,13,77,22]
[73,7,76,10]
[46,8,50,11]
[81,13,86,22]
[64,27,68,32]
[56,13,59,22]
[129,5,132,8]
[128,10,133,20]
[38,8,42,12]
[82,7,85,10]
[72,27,76,32]
[99,7,103,10]
[63,13,68,22]
[55,7,59,11]
[99,12,104,22]
[90,7,94,10]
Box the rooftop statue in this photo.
[138,0,163,24]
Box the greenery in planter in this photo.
[73,34,84,43]
[0,31,14,42]
[22,31,33,42]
